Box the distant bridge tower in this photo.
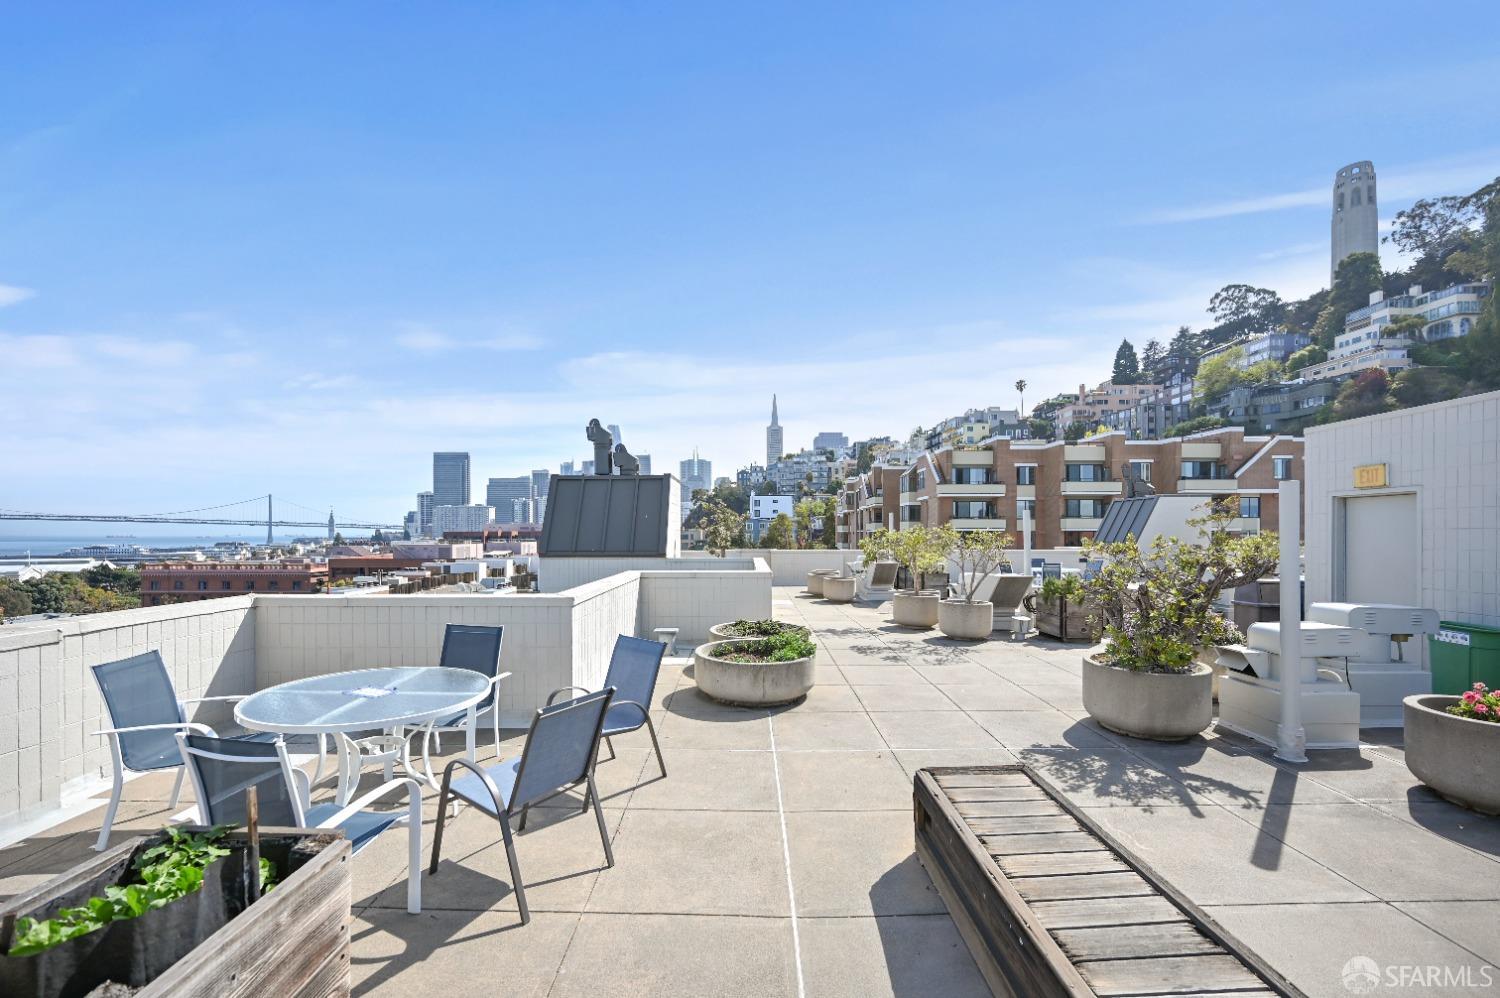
[267,495,274,545]
[328,509,336,542]
[1331,161,1378,285]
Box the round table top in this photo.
[235,667,490,734]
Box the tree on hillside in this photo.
[1014,379,1027,416]
[1286,345,1327,373]
[1328,368,1392,422]
[1283,288,1330,336]
[1062,420,1094,443]
[1312,252,1383,349]
[761,513,794,550]
[1111,340,1140,384]
[1140,339,1166,381]
[856,443,875,474]
[1166,326,1201,375]
[755,479,778,495]
[1206,284,1285,343]
[1193,347,1245,402]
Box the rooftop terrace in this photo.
[2,585,1497,996]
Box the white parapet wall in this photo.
[0,558,772,831]
[540,556,757,593]
[0,597,256,827]
[680,549,852,586]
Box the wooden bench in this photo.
[914,765,1303,998]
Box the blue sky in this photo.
[3,2,1498,531]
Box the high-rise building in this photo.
[432,452,471,509]
[607,424,623,448]
[581,460,595,476]
[530,469,551,524]
[636,454,652,475]
[1331,161,1378,284]
[487,475,533,525]
[560,460,576,476]
[679,451,712,496]
[432,504,494,535]
[766,395,783,469]
[416,491,435,537]
[813,431,849,453]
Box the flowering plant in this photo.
[1447,682,1500,723]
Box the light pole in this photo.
[1275,479,1307,764]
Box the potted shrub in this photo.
[1404,684,1500,814]
[1023,575,1098,642]
[858,529,900,583]
[694,631,818,706]
[0,825,349,998]
[889,526,953,629]
[709,619,811,640]
[1078,512,1276,741]
[938,530,1018,640]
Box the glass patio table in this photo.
[235,667,491,799]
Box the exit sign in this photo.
[1353,463,1388,489]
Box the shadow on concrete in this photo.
[1024,737,1265,819]
[868,862,989,997]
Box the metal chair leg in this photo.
[588,774,614,868]
[429,771,455,875]
[95,764,125,852]
[604,735,616,761]
[168,767,185,808]
[499,814,528,925]
[644,715,667,778]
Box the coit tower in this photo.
[1330,161,1378,285]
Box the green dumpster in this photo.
[1429,620,1500,694]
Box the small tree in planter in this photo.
[889,526,954,629]
[858,527,897,569]
[703,497,747,557]
[938,530,1018,639]
[1078,511,1277,740]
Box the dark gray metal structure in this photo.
[586,419,614,476]
[539,475,675,556]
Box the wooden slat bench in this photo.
[914,766,1302,998]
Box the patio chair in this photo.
[90,650,275,851]
[177,732,424,913]
[429,688,616,925]
[412,624,511,760]
[545,634,667,779]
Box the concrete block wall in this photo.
[568,573,646,697]
[638,561,774,646]
[540,556,755,593]
[0,597,255,827]
[682,549,850,585]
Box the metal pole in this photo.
[1275,479,1307,763]
[1021,505,1032,576]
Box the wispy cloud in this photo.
[0,283,35,307]
[1137,151,1500,225]
[394,322,544,352]
[1255,241,1323,261]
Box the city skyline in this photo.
[3,3,1498,526]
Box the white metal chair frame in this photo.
[175,733,424,914]
[405,668,512,784]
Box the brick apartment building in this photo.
[837,427,1303,551]
[140,560,330,605]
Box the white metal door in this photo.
[1341,493,1418,606]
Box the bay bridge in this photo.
[0,495,402,544]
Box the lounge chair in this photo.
[90,651,275,851]
[429,688,617,925]
[855,560,898,604]
[546,634,667,780]
[177,732,424,913]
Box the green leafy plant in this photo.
[6,827,276,957]
[1039,575,1086,603]
[945,529,1017,603]
[889,525,954,592]
[720,619,805,638]
[858,528,896,567]
[1081,509,1277,673]
[716,632,816,663]
[1448,682,1500,723]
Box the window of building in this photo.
[1129,460,1151,482]
[916,469,926,489]
[173,581,184,590]
[1239,497,1261,518]
[1016,465,1036,485]
[1273,456,1292,480]
[1351,187,1362,206]
[1180,460,1223,480]
[1065,498,1106,518]
[1367,184,1375,204]
[245,581,256,590]
[292,581,303,591]
[221,581,232,590]
[952,466,994,485]
[268,580,279,590]
[149,581,160,590]
[952,501,994,519]
[198,581,208,590]
[1064,463,1108,482]
[1015,498,1036,521]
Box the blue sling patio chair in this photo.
[90,650,276,851]
[177,732,424,913]
[396,624,511,783]
[429,687,616,925]
[545,634,667,779]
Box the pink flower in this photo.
[1477,704,1492,715]
[1476,683,1489,693]
[1463,691,1481,704]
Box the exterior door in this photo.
[1340,493,1418,606]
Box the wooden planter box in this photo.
[0,828,351,998]
[1023,594,1098,643]
[913,766,1302,998]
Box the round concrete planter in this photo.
[1404,695,1500,815]
[823,576,856,603]
[806,570,837,596]
[694,639,815,707]
[1081,654,1213,741]
[892,591,940,629]
[938,599,993,640]
[709,621,810,641]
